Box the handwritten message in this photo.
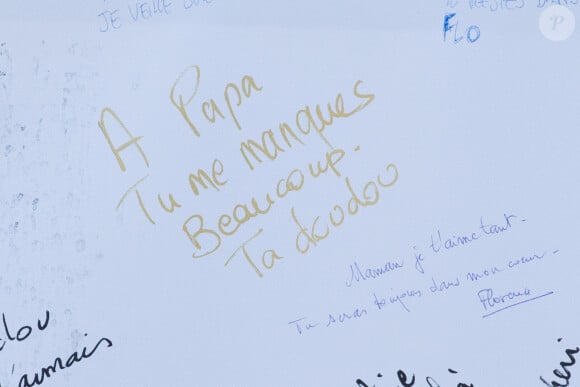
[442,0,579,44]
[288,213,559,335]
[98,65,398,279]
[0,310,112,387]
[97,0,213,32]
[354,336,579,386]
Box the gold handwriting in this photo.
[170,64,262,137]
[292,163,399,254]
[240,80,374,171]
